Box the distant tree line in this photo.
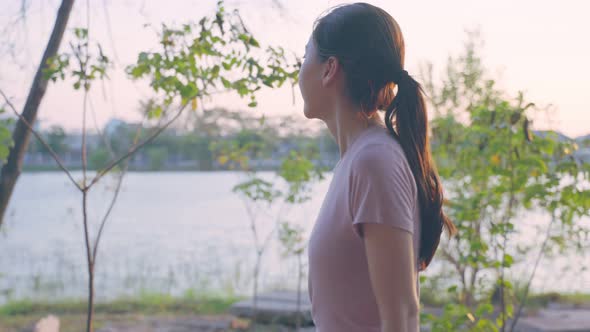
[21,108,340,171]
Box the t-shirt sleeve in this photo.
[349,144,416,239]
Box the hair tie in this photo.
[392,69,409,84]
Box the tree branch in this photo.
[509,211,556,332]
[87,100,190,189]
[0,90,82,191]
[91,123,143,264]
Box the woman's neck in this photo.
[324,103,385,158]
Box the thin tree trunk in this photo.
[296,253,302,331]
[82,189,94,332]
[467,266,479,308]
[252,252,262,330]
[500,129,517,332]
[509,211,556,332]
[86,265,94,332]
[0,0,75,227]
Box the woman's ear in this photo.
[321,56,340,87]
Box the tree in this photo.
[45,125,67,155]
[88,147,109,170]
[229,141,323,328]
[276,149,324,331]
[420,33,590,331]
[146,146,168,170]
[0,0,75,227]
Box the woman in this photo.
[300,3,457,332]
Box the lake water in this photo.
[0,172,588,304]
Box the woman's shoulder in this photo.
[351,126,406,165]
[348,127,417,200]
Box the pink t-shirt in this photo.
[307,124,421,332]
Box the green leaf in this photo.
[148,105,163,119]
[0,144,9,163]
[73,27,88,39]
[179,82,199,99]
[221,77,231,88]
[138,52,149,62]
[211,65,220,77]
[249,37,260,47]
[475,303,494,316]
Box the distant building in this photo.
[104,118,129,136]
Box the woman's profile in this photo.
[299,3,457,331]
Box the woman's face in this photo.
[298,36,329,120]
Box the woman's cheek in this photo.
[298,63,308,99]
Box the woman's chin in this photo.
[303,107,318,119]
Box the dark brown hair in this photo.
[313,3,457,271]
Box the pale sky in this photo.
[1,0,589,137]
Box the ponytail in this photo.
[385,71,457,271]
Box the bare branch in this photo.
[82,91,89,186]
[261,199,289,251]
[0,90,82,191]
[102,0,120,62]
[92,121,144,264]
[81,188,94,332]
[87,101,190,188]
[81,0,91,186]
[91,168,125,263]
[88,95,115,158]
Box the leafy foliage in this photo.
[42,27,110,91]
[0,108,14,163]
[126,1,299,111]
[420,33,590,331]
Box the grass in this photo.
[419,287,590,310]
[1,288,588,331]
[0,290,246,331]
[1,313,148,332]
[418,274,590,310]
[524,292,590,309]
[0,291,243,317]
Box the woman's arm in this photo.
[362,222,420,332]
